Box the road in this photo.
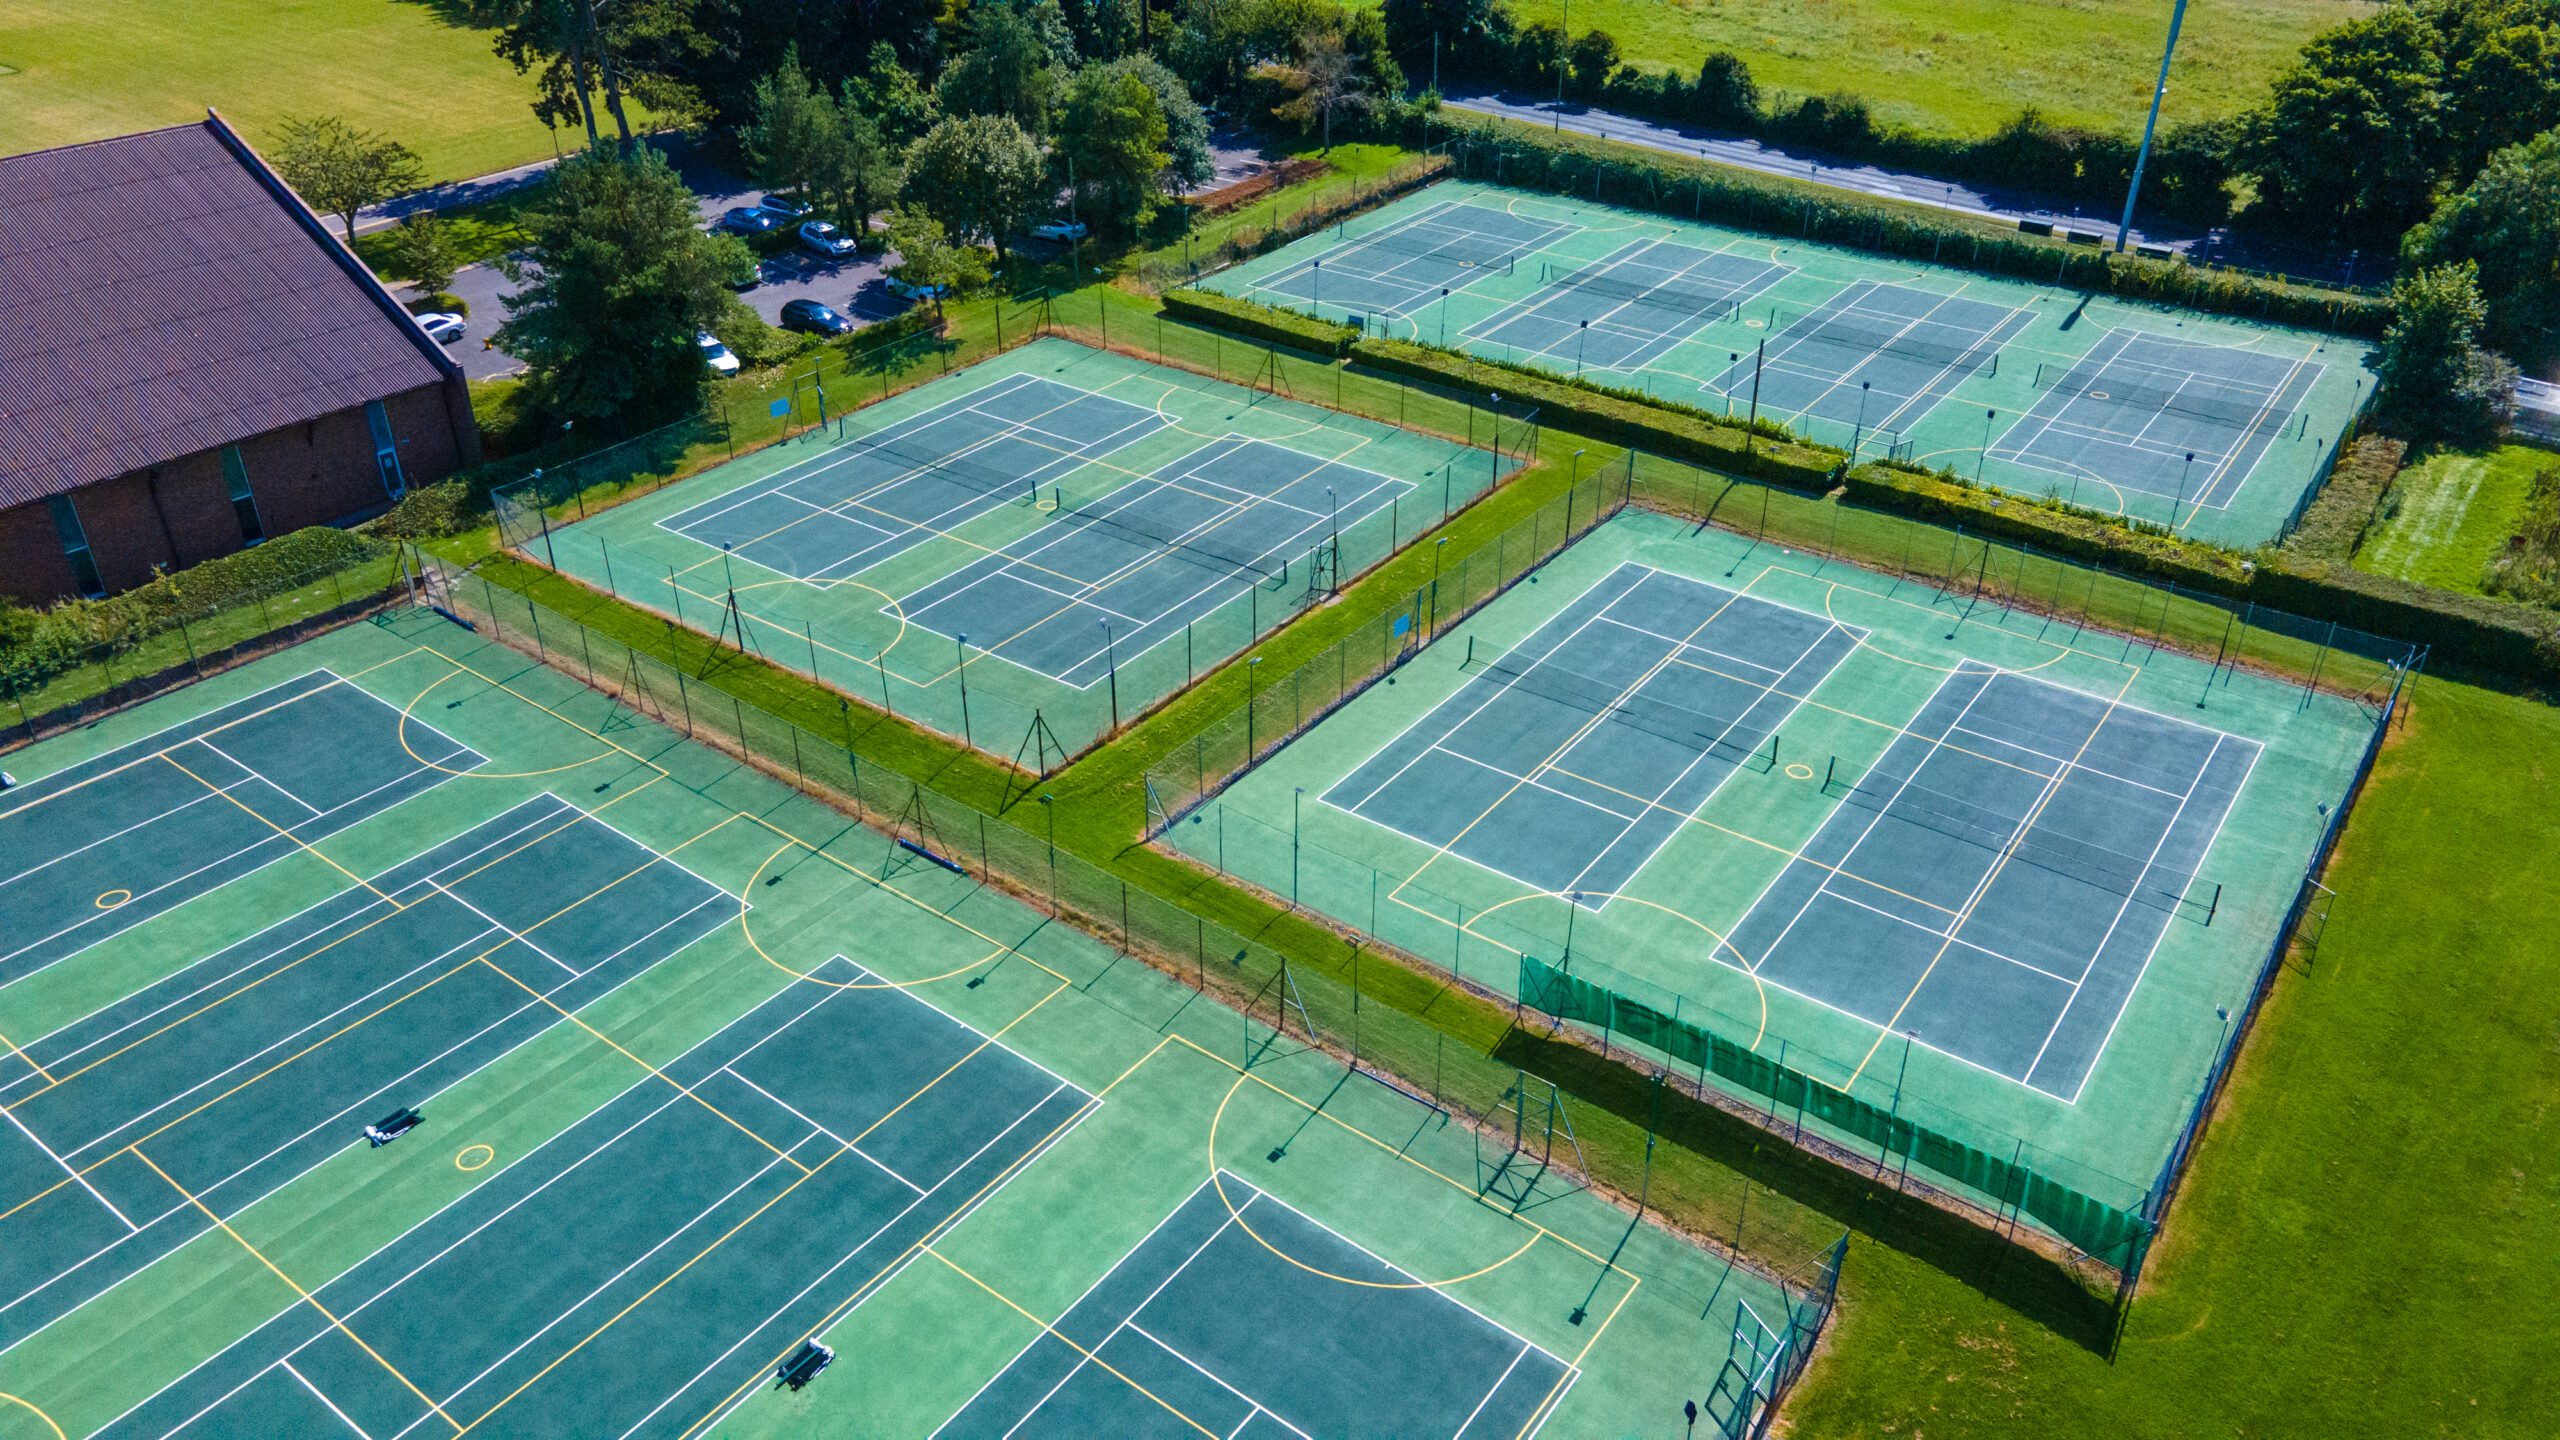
[1441,91,2370,286]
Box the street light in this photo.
[1100,619,1120,731]
[1852,381,1872,458]
[954,633,973,748]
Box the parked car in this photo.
[798,220,860,259]
[697,331,740,375]
[1030,220,1088,242]
[757,194,811,221]
[714,206,779,236]
[884,277,940,300]
[414,312,466,345]
[778,298,852,335]
[721,250,762,291]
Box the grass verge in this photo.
[2354,441,2557,593]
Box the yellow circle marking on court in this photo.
[1205,1072,1538,1290]
[455,1144,495,1172]
[398,670,614,778]
[737,576,909,665]
[1471,888,1769,1048]
[738,843,1007,990]
[1785,762,1816,781]
[95,889,131,909]
[0,1393,65,1440]
[1745,318,1766,329]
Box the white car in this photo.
[697,331,740,375]
[414,312,466,345]
[884,277,942,300]
[1029,220,1087,242]
[799,220,860,259]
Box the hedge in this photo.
[1160,288,1357,357]
[1348,335,1845,491]
[1160,290,2557,682]
[1423,114,2390,338]
[2279,436,2407,563]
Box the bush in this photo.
[2279,435,2407,562]
[1162,287,1359,356]
[2485,463,2560,606]
[371,479,474,540]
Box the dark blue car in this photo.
[779,298,852,335]
[714,206,779,236]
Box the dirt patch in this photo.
[1192,157,1330,213]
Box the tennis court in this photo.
[941,1171,1572,1438]
[534,337,1510,758]
[1172,509,2383,1218]
[1205,180,2371,546]
[0,612,1790,1439]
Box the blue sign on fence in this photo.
[1392,615,1410,637]
[769,398,790,418]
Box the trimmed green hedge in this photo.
[1161,288,1358,357]
[1427,116,2389,338]
[1841,464,2254,593]
[2279,436,2405,563]
[2254,558,2559,677]
[1348,335,1845,491]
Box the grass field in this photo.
[1501,0,2370,139]
[0,0,568,181]
[2354,442,2557,593]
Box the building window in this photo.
[366,399,405,497]
[220,445,265,544]
[48,494,106,598]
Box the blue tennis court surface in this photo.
[101,955,1091,1440]
[900,436,1410,686]
[940,1171,1574,1438]
[658,373,1167,584]
[0,670,482,985]
[0,793,732,1339]
[1994,329,2325,509]
[1728,664,2259,1098]
[1707,282,2031,447]
[1468,241,1792,370]
[1326,564,1862,907]
[1253,200,1576,317]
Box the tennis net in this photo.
[1828,769,2217,921]
[1772,309,1999,375]
[1341,224,1518,274]
[1537,264,1739,324]
[2032,362,2295,433]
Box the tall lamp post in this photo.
[2116,0,2192,253]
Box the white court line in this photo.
[1451,1343,1535,1440]
[1,1101,139,1232]
[189,736,326,820]
[1122,1320,1315,1439]
[281,1359,376,1438]
[717,1066,925,1195]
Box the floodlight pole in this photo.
[1312,259,1321,313]
[1439,286,1452,346]
[1978,408,1996,481]
[1554,0,1571,127]
[2116,0,2191,253]
[955,633,973,748]
[1576,319,1589,377]
[2173,451,2196,526]
[1745,342,1765,457]
[1852,381,1872,458]
[1431,536,1449,632]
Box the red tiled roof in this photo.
[0,115,453,509]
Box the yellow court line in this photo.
[678,1088,1107,1437]
[456,1146,848,1436]
[920,1245,1220,1438]
[735,848,1013,990]
[399,668,623,778]
[469,957,811,1175]
[0,1391,64,1440]
[0,656,423,823]
[155,753,397,905]
[1844,667,2142,1087]
[1161,1033,1620,1273]
[127,1146,465,1435]
[0,1029,56,1086]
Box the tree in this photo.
[845,41,941,146]
[1565,29,1619,101]
[901,115,1053,264]
[1103,55,1214,192]
[2403,127,2560,366]
[883,206,990,319]
[1692,53,1759,128]
[938,0,1074,134]
[2424,0,2560,177]
[1057,65,1170,231]
[742,50,842,208]
[1267,32,1372,153]
[270,116,426,244]
[494,145,750,423]
[819,106,902,237]
[1509,21,1565,89]
[2242,8,2450,231]
[1379,0,1502,84]
[2374,260,2518,438]
[383,213,461,297]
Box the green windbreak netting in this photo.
[1519,956,2151,1263]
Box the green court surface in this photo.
[1203,180,2372,548]
[1166,508,2385,1224]
[0,611,1781,1439]
[528,336,1511,762]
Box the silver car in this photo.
[799,220,860,259]
[414,312,466,345]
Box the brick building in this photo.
[0,112,481,605]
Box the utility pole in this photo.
[1554,0,1570,128]
[2117,0,2191,253]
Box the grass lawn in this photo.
[2354,442,2557,594]
[1499,0,2370,138]
[0,0,573,181]
[1786,675,2560,1437]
